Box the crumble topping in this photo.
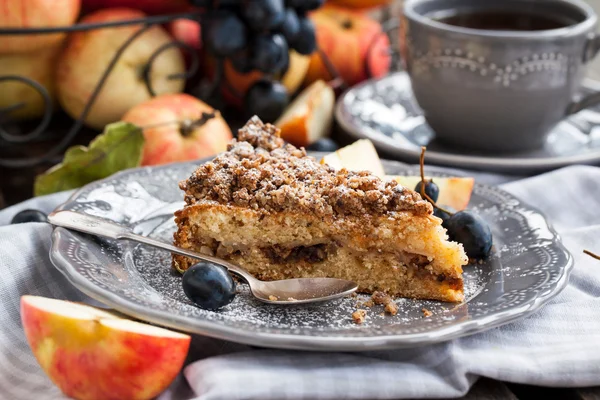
[180,116,432,218]
[352,309,367,324]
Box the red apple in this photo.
[0,46,61,120]
[0,0,80,54]
[168,18,201,51]
[56,8,185,130]
[121,93,232,166]
[82,0,189,15]
[21,295,191,400]
[168,18,202,69]
[303,5,391,87]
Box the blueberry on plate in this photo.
[415,179,439,203]
[445,210,493,259]
[306,138,339,152]
[182,262,236,311]
[11,209,48,224]
[433,205,455,228]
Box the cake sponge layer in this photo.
[173,202,467,302]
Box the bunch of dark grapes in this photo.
[193,0,325,121]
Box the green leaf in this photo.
[34,122,144,196]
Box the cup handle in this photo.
[566,33,600,115]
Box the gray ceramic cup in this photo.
[401,0,600,152]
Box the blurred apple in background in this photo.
[326,0,393,10]
[168,18,202,69]
[122,93,232,166]
[21,295,190,400]
[168,18,202,51]
[304,5,391,87]
[81,0,190,15]
[0,47,62,120]
[0,0,80,54]
[56,8,185,130]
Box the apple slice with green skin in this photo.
[387,176,475,211]
[276,80,335,148]
[21,295,191,400]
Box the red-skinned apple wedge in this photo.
[0,0,80,54]
[56,8,185,130]
[122,93,232,166]
[275,80,335,147]
[21,295,190,400]
[303,5,391,87]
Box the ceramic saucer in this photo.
[335,72,600,174]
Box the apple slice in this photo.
[21,295,190,400]
[320,138,386,178]
[387,176,474,211]
[275,80,335,148]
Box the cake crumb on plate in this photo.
[352,309,367,324]
[422,308,433,317]
[385,301,398,315]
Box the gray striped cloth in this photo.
[1,165,599,400]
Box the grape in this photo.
[280,8,301,43]
[11,209,48,224]
[230,49,253,74]
[204,10,247,58]
[415,179,440,203]
[243,0,285,31]
[182,262,236,311]
[307,138,339,152]
[245,80,289,122]
[286,0,324,12]
[252,33,289,74]
[290,17,316,55]
[446,211,493,259]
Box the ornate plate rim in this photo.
[48,160,574,351]
[335,71,600,173]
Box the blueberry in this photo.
[415,179,439,203]
[280,8,301,43]
[204,10,247,57]
[245,79,289,122]
[287,0,325,12]
[289,17,316,55]
[182,262,236,311]
[433,205,455,227]
[307,138,339,152]
[445,211,493,259]
[252,33,289,75]
[11,209,48,224]
[243,0,285,30]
